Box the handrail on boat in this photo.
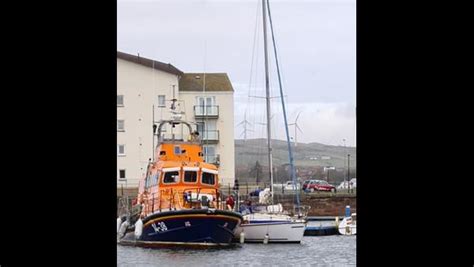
[144,187,225,215]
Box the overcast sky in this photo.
[118,0,356,147]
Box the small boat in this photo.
[338,213,357,235]
[304,219,339,236]
[235,207,307,243]
[117,100,243,247]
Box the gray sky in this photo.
[118,0,356,147]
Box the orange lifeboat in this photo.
[118,101,242,248]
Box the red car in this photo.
[303,180,337,193]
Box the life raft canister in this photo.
[134,219,143,238]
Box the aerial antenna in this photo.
[171,84,177,110]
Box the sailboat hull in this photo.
[234,213,306,243]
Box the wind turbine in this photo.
[288,111,303,147]
[236,111,253,142]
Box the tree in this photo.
[276,164,290,183]
[249,161,263,184]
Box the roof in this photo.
[179,73,234,92]
[117,51,183,76]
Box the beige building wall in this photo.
[117,57,235,189]
[117,58,179,188]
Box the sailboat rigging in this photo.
[233,0,308,244]
[266,0,301,208]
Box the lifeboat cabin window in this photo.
[154,172,160,186]
[202,172,215,185]
[145,175,149,188]
[163,171,180,184]
[184,171,197,183]
[148,173,158,187]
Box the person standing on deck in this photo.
[226,195,235,210]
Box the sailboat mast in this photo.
[262,0,274,204]
[266,0,300,207]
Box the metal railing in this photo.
[201,130,219,142]
[194,105,219,117]
[142,187,225,215]
[204,154,220,165]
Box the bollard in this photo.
[335,216,340,227]
[345,205,350,218]
[240,232,245,244]
[263,234,269,244]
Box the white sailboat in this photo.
[234,0,308,244]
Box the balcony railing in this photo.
[194,105,219,118]
[201,130,219,143]
[204,154,220,166]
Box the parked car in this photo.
[274,181,301,191]
[303,179,337,193]
[337,178,357,189]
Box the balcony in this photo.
[201,130,219,144]
[204,154,220,166]
[194,105,219,118]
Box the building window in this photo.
[119,169,126,179]
[117,95,124,107]
[158,95,166,107]
[196,122,205,135]
[203,145,216,162]
[196,96,216,115]
[117,120,125,131]
[117,144,125,156]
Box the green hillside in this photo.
[234,138,356,183]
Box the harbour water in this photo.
[117,235,356,266]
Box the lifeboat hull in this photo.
[119,209,242,247]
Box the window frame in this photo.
[117,95,124,107]
[162,168,180,185]
[117,120,125,132]
[119,169,126,179]
[117,144,125,156]
[158,95,166,107]
[200,168,217,185]
[183,167,199,184]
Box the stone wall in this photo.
[276,194,356,216]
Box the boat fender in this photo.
[345,205,351,218]
[118,221,129,238]
[117,217,123,233]
[134,219,143,238]
[239,232,245,244]
[263,234,269,244]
